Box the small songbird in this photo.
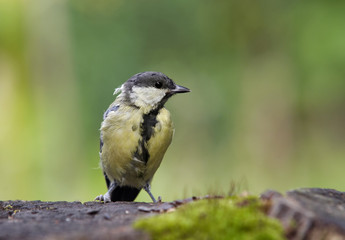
[95,71,190,202]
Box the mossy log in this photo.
[1,188,345,239]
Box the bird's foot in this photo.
[144,183,159,203]
[94,193,111,203]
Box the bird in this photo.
[95,71,190,203]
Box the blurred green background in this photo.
[1,0,345,202]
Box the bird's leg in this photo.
[143,183,159,203]
[95,182,117,203]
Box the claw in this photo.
[94,193,111,203]
[95,194,104,201]
[95,182,116,203]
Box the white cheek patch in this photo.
[131,86,167,107]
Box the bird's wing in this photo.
[100,104,120,189]
[100,105,119,153]
[103,104,120,120]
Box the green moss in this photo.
[134,197,284,240]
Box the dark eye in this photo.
[155,81,163,89]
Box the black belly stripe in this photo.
[134,108,160,164]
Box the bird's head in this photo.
[114,72,190,112]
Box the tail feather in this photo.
[110,186,141,202]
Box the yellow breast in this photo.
[145,108,174,182]
[100,105,173,188]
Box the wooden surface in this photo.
[2,189,345,240]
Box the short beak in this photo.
[171,84,190,94]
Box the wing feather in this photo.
[100,105,119,153]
